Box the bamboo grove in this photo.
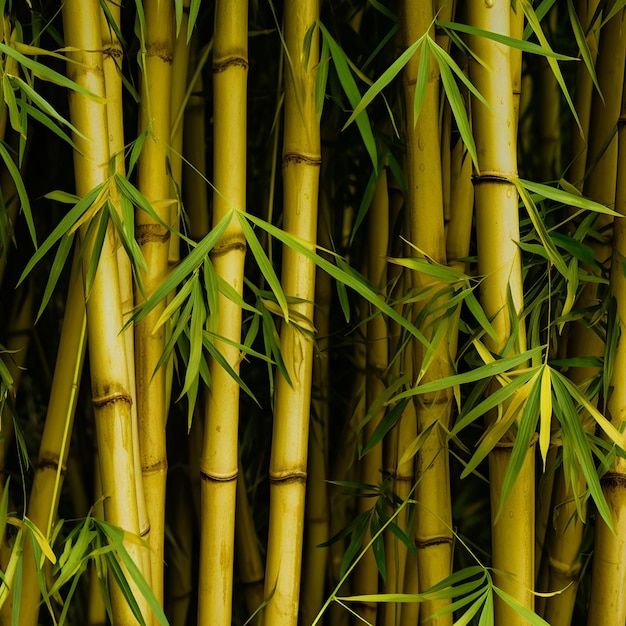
[1,0,626,624]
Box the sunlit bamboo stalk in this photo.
[198,2,248,624]
[466,3,533,622]
[134,0,175,607]
[261,2,320,623]
[100,1,153,600]
[402,4,454,623]
[61,0,148,621]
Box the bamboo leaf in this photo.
[437,19,576,60]
[0,141,34,247]
[18,184,103,284]
[566,0,602,100]
[397,349,540,402]
[539,365,553,469]
[320,23,377,171]
[492,587,550,625]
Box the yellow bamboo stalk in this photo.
[402,4,455,623]
[261,2,320,623]
[467,3,533,622]
[18,251,85,626]
[61,1,147,622]
[100,1,153,599]
[87,449,107,626]
[134,0,175,608]
[586,28,626,625]
[197,2,248,624]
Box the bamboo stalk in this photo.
[586,25,626,624]
[466,3,533,622]
[301,187,332,626]
[544,6,625,623]
[261,2,320,623]
[197,2,248,624]
[134,0,175,608]
[61,0,148,621]
[401,4,455,623]
[18,251,85,626]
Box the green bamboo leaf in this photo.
[459,370,539,477]
[520,0,580,129]
[360,398,409,458]
[19,184,103,284]
[316,34,330,115]
[519,177,619,216]
[83,203,110,298]
[567,0,602,100]
[3,76,24,137]
[413,36,431,126]
[477,589,494,626]
[13,75,85,139]
[397,349,540,402]
[187,0,202,42]
[18,100,79,151]
[0,141,35,248]
[96,520,169,626]
[343,36,424,129]
[0,42,102,99]
[551,373,614,530]
[492,587,550,625]
[242,211,431,348]
[179,279,206,397]
[132,210,232,324]
[549,231,596,266]
[464,289,498,343]
[436,19,576,60]
[350,164,378,245]
[36,232,75,321]
[320,24,377,171]
[237,212,289,322]
[397,421,437,467]
[497,375,542,517]
[431,587,486,621]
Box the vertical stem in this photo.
[135,0,175,607]
[197,2,248,625]
[262,2,320,624]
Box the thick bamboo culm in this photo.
[402,3,454,623]
[197,1,248,624]
[61,0,148,622]
[466,2,534,623]
[134,0,175,608]
[261,1,321,623]
[18,251,85,626]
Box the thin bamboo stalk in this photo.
[261,2,321,623]
[134,0,175,608]
[301,189,332,626]
[100,1,153,601]
[18,251,85,626]
[62,0,148,621]
[236,465,264,626]
[197,2,248,624]
[401,4,454,623]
